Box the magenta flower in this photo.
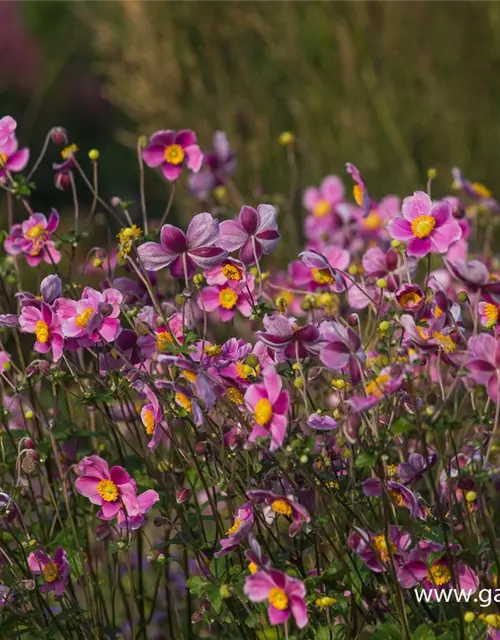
[303,175,344,219]
[57,287,122,346]
[248,490,310,537]
[362,477,425,520]
[0,116,16,145]
[244,367,290,452]
[75,455,159,524]
[218,204,280,265]
[290,246,350,291]
[28,547,69,596]
[388,191,461,258]
[19,303,63,362]
[395,284,425,312]
[348,526,412,573]
[256,314,319,360]
[199,282,252,321]
[0,351,11,372]
[0,131,29,179]
[478,294,500,330]
[244,569,308,629]
[142,129,203,181]
[137,212,227,277]
[466,333,500,403]
[215,502,254,557]
[319,321,366,385]
[4,210,61,267]
[445,258,500,294]
[140,385,165,452]
[203,257,250,287]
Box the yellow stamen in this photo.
[271,499,293,518]
[183,370,198,383]
[353,185,364,207]
[156,331,173,352]
[164,144,185,165]
[35,320,49,344]
[399,292,423,308]
[248,562,258,574]
[61,143,78,159]
[218,287,238,310]
[222,264,242,281]
[372,534,396,563]
[471,182,492,199]
[388,489,405,508]
[313,199,331,218]
[316,596,336,608]
[175,392,192,413]
[236,361,253,380]
[363,211,382,231]
[411,215,436,239]
[0,152,7,167]
[204,344,222,357]
[227,387,244,404]
[75,307,95,328]
[483,303,499,328]
[226,518,242,536]
[427,563,451,586]
[97,478,118,502]
[268,587,288,611]
[25,224,45,240]
[42,562,58,583]
[365,373,390,397]
[432,332,456,353]
[311,268,335,285]
[254,398,273,426]
[143,409,155,436]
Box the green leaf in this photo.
[412,625,436,640]
[370,622,402,640]
[355,452,377,470]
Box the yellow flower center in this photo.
[388,489,405,508]
[0,152,7,167]
[143,409,155,436]
[222,264,242,281]
[432,332,456,353]
[226,518,242,535]
[118,225,142,243]
[156,331,173,352]
[427,563,451,586]
[218,287,238,309]
[363,211,382,231]
[471,182,492,199]
[271,499,293,517]
[248,562,258,574]
[164,144,185,165]
[204,344,222,357]
[399,292,423,308]
[484,303,499,328]
[386,464,399,477]
[313,199,331,218]
[97,478,118,502]
[353,185,364,207]
[227,387,244,404]
[254,398,273,426]
[411,215,436,239]
[269,587,288,610]
[372,534,396,563]
[236,361,254,380]
[42,562,59,583]
[61,143,78,159]
[25,224,45,240]
[433,306,444,318]
[175,392,192,413]
[75,307,95,328]
[316,596,337,609]
[365,373,391,397]
[35,320,50,344]
[311,268,335,285]
[2,360,10,371]
[183,369,198,383]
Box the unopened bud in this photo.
[219,584,231,599]
[379,321,390,332]
[275,296,288,313]
[464,612,475,623]
[465,491,477,502]
[457,291,468,303]
[88,149,100,161]
[176,488,192,504]
[50,127,68,145]
[278,131,295,146]
[376,278,387,289]
[427,168,437,180]
[347,313,358,326]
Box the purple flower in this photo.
[0,131,29,179]
[137,212,227,278]
[244,569,308,629]
[199,282,253,321]
[245,535,271,573]
[189,130,235,198]
[466,333,500,403]
[348,526,412,573]
[395,284,425,312]
[398,453,437,484]
[298,249,347,293]
[306,412,338,431]
[257,314,319,360]
[140,385,165,452]
[28,547,69,596]
[142,129,203,181]
[388,191,462,258]
[19,303,63,362]
[303,175,344,219]
[362,477,425,520]
[319,321,365,385]
[218,204,280,265]
[445,258,500,294]
[17,274,62,309]
[4,210,61,267]
[247,490,310,537]
[215,502,254,557]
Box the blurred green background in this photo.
[3,0,500,221]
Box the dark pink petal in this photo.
[175,129,197,147]
[388,218,413,241]
[243,572,275,602]
[161,163,183,182]
[200,286,222,312]
[268,605,290,626]
[406,236,432,258]
[110,466,131,486]
[189,246,227,269]
[273,390,290,416]
[74,477,102,504]
[290,595,308,628]
[137,489,159,513]
[240,206,259,234]
[319,343,351,371]
[142,145,167,167]
[161,224,187,253]
[170,254,195,279]
[431,201,452,226]
[7,147,29,172]
[263,366,282,404]
[137,242,176,271]
[149,130,175,146]
[398,560,428,588]
[269,414,287,451]
[487,374,500,403]
[430,220,462,253]
[99,501,122,520]
[185,144,203,172]
[240,238,260,265]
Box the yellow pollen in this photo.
[366,373,390,397]
[2,360,10,371]
[204,344,222,357]
[353,184,364,207]
[433,306,444,318]
[399,292,423,308]
[34,320,49,344]
[313,199,331,218]
[372,534,396,563]
[219,287,238,309]
[75,307,95,328]
[97,478,118,502]
[471,182,492,199]
[417,326,429,341]
[411,215,436,239]
[386,464,399,477]
[316,596,337,608]
[432,332,456,353]
[311,268,335,285]
[143,409,155,436]
[278,290,294,305]
[156,331,173,352]
[175,392,192,413]
[25,224,45,240]
[227,387,244,404]
[388,489,405,508]
[483,303,499,327]
[271,499,293,517]
[248,562,258,574]
[363,211,382,231]
[226,518,242,536]
[42,562,58,583]
[427,563,451,586]
[254,398,273,426]
[61,143,78,159]
[164,144,185,165]
[183,370,198,383]
[0,152,7,167]
[222,264,242,281]
[268,587,288,611]
[236,361,253,380]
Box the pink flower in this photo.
[466,333,500,403]
[203,257,250,288]
[4,210,60,267]
[0,131,29,180]
[388,191,462,258]
[28,547,69,596]
[199,282,253,321]
[19,303,63,362]
[0,116,17,146]
[142,129,203,181]
[75,455,159,525]
[303,175,344,219]
[289,245,350,291]
[247,490,311,537]
[140,385,165,452]
[244,569,308,629]
[0,351,11,372]
[215,502,254,557]
[57,287,122,346]
[244,367,290,451]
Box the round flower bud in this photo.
[294,376,304,390]
[465,491,477,502]
[427,168,437,180]
[193,273,205,286]
[219,584,231,599]
[463,612,475,623]
[457,290,468,303]
[176,488,192,504]
[390,239,401,249]
[376,278,388,289]
[50,127,68,145]
[24,410,34,420]
[348,264,358,276]
[214,185,228,202]
[246,354,259,367]
[275,296,288,313]
[24,438,35,449]
[278,131,295,146]
[347,313,358,326]
[379,321,390,332]
[88,149,100,161]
